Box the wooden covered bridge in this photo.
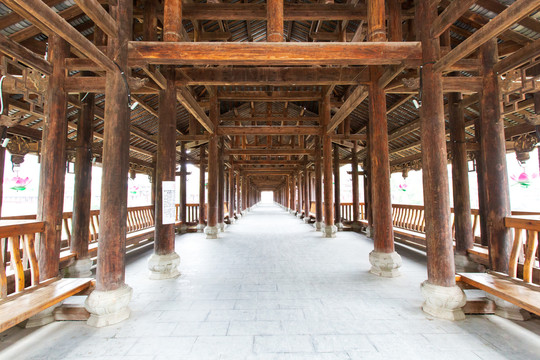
[0,0,540,357]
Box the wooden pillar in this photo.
[322,95,335,237]
[333,143,342,228]
[36,34,69,282]
[303,166,310,222]
[86,0,133,327]
[267,0,283,42]
[296,171,302,215]
[314,137,323,230]
[198,145,206,230]
[367,0,400,276]
[217,137,225,230]
[205,94,219,238]
[479,39,512,273]
[242,175,247,212]
[68,92,94,277]
[236,170,242,216]
[290,174,296,213]
[417,0,465,321]
[351,142,360,227]
[0,144,4,217]
[388,0,403,42]
[228,159,235,221]
[449,91,474,262]
[179,142,187,232]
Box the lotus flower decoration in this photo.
[398,183,408,192]
[511,171,538,188]
[10,176,31,191]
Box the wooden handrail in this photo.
[504,215,540,283]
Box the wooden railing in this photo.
[0,220,45,297]
[505,216,540,283]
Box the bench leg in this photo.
[421,281,466,321]
[314,221,323,231]
[64,258,93,278]
[485,294,531,321]
[369,251,402,278]
[148,252,181,280]
[322,224,337,238]
[24,302,64,328]
[85,284,132,327]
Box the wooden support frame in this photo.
[74,0,118,37]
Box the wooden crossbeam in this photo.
[431,0,477,38]
[176,86,214,134]
[326,85,368,134]
[226,149,314,156]
[0,33,51,74]
[74,0,117,37]
[177,3,415,21]
[7,0,115,72]
[175,67,368,86]
[433,0,540,72]
[217,91,321,102]
[218,126,321,136]
[128,41,423,66]
[495,38,540,74]
[220,117,319,123]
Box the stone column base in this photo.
[322,225,337,238]
[369,251,402,277]
[314,221,324,231]
[204,225,219,239]
[486,293,531,321]
[336,222,344,231]
[25,302,63,328]
[351,222,363,232]
[454,254,479,273]
[217,222,226,232]
[178,224,189,234]
[365,225,374,238]
[85,284,132,327]
[421,281,466,321]
[236,213,242,219]
[196,223,205,232]
[64,258,93,278]
[303,217,311,224]
[147,252,181,280]
[228,218,236,225]
[296,213,303,219]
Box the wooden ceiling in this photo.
[0,0,539,191]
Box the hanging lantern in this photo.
[6,136,29,169]
[398,167,409,192]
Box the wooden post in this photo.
[367,0,400,277]
[448,90,474,269]
[333,143,342,229]
[205,93,219,238]
[322,95,336,237]
[417,0,465,321]
[303,164,310,222]
[36,34,69,282]
[86,0,133,328]
[297,171,302,216]
[314,136,323,230]
[149,64,180,279]
[290,174,296,214]
[68,91,94,277]
[179,142,188,233]
[236,170,242,217]
[197,145,206,231]
[217,137,225,231]
[267,0,283,42]
[0,144,4,217]
[388,0,403,42]
[228,159,235,222]
[351,141,360,229]
[479,39,512,273]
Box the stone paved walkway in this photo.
[2,203,540,359]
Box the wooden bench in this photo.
[457,215,540,317]
[0,220,93,333]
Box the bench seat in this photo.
[0,277,94,333]
[458,272,540,317]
